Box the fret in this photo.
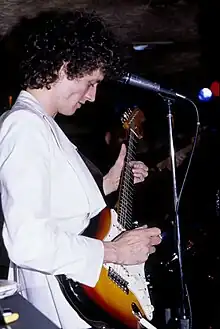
[117,129,139,229]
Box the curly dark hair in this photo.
[18,9,127,89]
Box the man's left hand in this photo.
[103,144,148,195]
[130,160,149,184]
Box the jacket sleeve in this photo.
[0,111,104,287]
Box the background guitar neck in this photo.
[155,143,193,172]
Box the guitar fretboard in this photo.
[117,129,138,230]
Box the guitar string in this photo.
[113,130,138,278]
[119,130,137,229]
[116,131,136,277]
[118,132,135,228]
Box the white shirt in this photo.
[0,91,106,329]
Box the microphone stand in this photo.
[161,95,189,329]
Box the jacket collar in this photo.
[16,90,77,150]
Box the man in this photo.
[0,10,161,329]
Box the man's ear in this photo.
[58,63,68,80]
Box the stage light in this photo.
[133,45,149,51]
[198,88,213,102]
[210,81,220,96]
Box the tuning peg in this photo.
[121,112,128,123]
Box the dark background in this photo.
[1,1,220,328]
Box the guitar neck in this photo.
[156,143,193,171]
[117,130,138,230]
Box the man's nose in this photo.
[86,85,97,102]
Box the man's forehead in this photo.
[87,69,104,80]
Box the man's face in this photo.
[53,69,104,116]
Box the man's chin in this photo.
[70,105,80,115]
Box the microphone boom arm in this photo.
[120,73,187,100]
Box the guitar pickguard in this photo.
[103,209,154,321]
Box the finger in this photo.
[149,246,156,254]
[115,143,126,166]
[144,227,162,237]
[150,235,162,246]
[133,172,145,179]
[131,227,161,237]
[132,168,148,177]
[134,175,145,184]
[133,172,148,181]
[144,246,156,259]
[130,161,148,172]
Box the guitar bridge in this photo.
[108,267,129,294]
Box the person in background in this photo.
[0,10,161,329]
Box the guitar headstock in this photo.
[121,107,145,139]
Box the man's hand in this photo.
[103,144,148,195]
[103,227,162,265]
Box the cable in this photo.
[175,96,200,329]
[176,98,200,212]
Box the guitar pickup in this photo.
[108,267,129,294]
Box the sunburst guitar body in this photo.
[57,107,155,329]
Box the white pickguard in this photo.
[103,209,154,321]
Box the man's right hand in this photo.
[103,227,161,265]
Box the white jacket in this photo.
[0,91,106,329]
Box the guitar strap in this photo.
[78,151,119,211]
[77,151,108,201]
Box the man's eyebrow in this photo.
[90,79,102,84]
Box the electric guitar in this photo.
[148,130,203,174]
[56,107,155,329]
[154,142,193,172]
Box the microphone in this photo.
[119,73,187,99]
